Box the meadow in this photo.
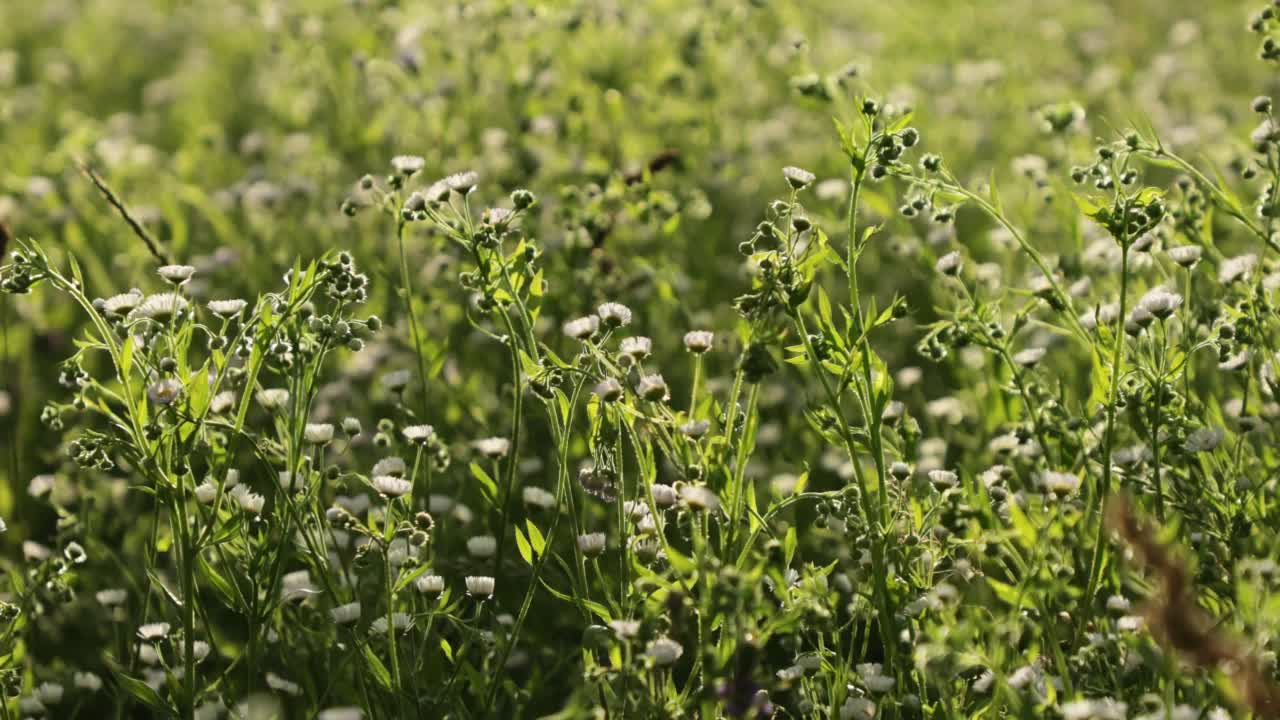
[1,0,1280,717]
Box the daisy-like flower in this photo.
[1137,287,1182,320]
[1166,245,1202,268]
[371,456,407,477]
[597,302,632,328]
[445,171,479,194]
[636,373,669,402]
[233,487,265,514]
[466,535,497,558]
[679,484,720,513]
[928,469,959,491]
[522,486,556,509]
[265,672,302,696]
[318,708,364,720]
[128,293,189,323]
[391,155,425,176]
[680,420,710,438]
[381,370,413,393]
[645,637,684,666]
[651,483,678,508]
[256,388,290,412]
[839,697,876,720]
[194,482,217,504]
[1041,470,1081,497]
[1012,347,1046,368]
[1219,253,1258,284]
[465,575,495,598]
[609,620,641,640]
[157,264,196,284]
[562,315,600,340]
[137,622,171,640]
[96,589,127,606]
[782,166,816,189]
[594,377,624,402]
[472,437,511,459]
[935,251,963,276]
[1219,350,1251,371]
[402,424,435,444]
[415,575,446,594]
[102,290,144,317]
[73,672,103,691]
[370,613,411,635]
[682,330,714,353]
[207,299,248,318]
[620,336,652,361]
[576,532,606,557]
[1183,426,1224,453]
[372,475,412,497]
[304,423,335,445]
[330,601,361,625]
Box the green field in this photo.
[2,1,1280,717]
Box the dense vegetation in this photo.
[2,0,1280,717]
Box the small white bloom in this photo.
[576,532,606,557]
[1219,253,1258,284]
[782,166,816,189]
[265,672,302,696]
[370,613,411,634]
[636,373,669,402]
[466,535,498,558]
[445,171,479,193]
[682,330,714,353]
[1166,245,1202,267]
[679,485,720,513]
[28,474,55,498]
[148,378,183,405]
[935,251,963,276]
[256,388,290,412]
[416,574,446,594]
[330,601,361,625]
[593,378,624,402]
[73,672,103,691]
[23,541,50,562]
[651,483,678,508]
[391,155,425,176]
[645,637,684,666]
[128,293,189,324]
[194,482,217,504]
[472,437,511,458]
[596,302,632,328]
[96,589,128,606]
[1138,287,1182,320]
[318,707,364,720]
[371,456,407,477]
[1183,426,1224,453]
[522,486,556,509]
[372,475,412,497]
[35,681,64,705]
[157,264,196,284]
[465,575,495,598]
[1012,347,1046,367]
[137,622,171,640]
[304,423,335,445]
[620,336,652,360]
[206,299,248,318]
[402,424,435,444]
[562,315,600,340]
[102,290,144,316]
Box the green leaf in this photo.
[112,672,173,714]
[986,577,1023,607]
[362,646,393,690]
[526,520,547,556]
[514,525,534,565]
[197,555,241,611]
[469,462,498,502]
